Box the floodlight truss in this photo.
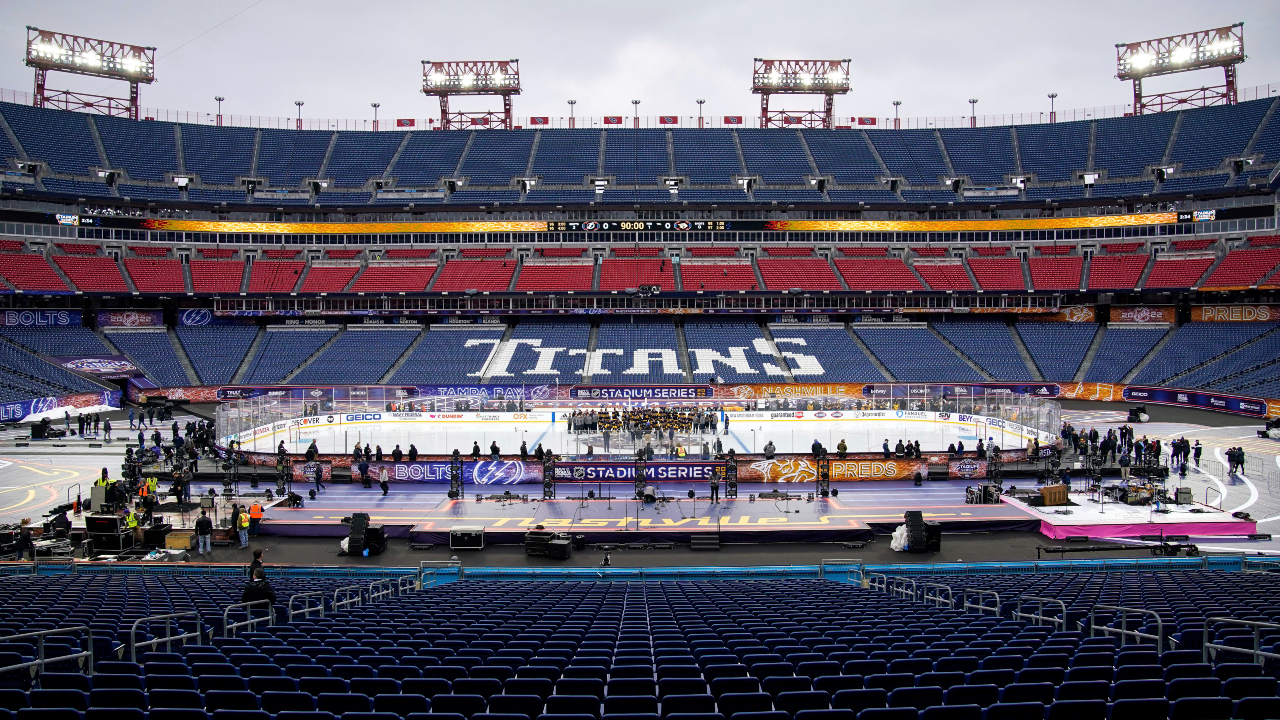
[25,26,155,120]
[1115,23,1244,114]
[752,59,851,129]
[422,59,521,130]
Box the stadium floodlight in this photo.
[25,26,155,119]
[752,59,851,129]
[1115,23,1244,114]
[422,59,521,130]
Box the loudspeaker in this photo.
[573,534,586,551]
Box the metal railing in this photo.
[222,600,273,638]
[818,558,864,585]
[129,611,203,663]
[1088,605,1166,650]
[396,574,418,595]
[287,591,327,621]
[961,588,1001,616]
[333,585,364,612]
[420,560,462,588]
[919,582,954,608]
[368,579,395,603]
[0,626,93,677]
[1202,617,1280,665]
[867,573,887,593]
[1014,595,1068,631]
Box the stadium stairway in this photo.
[1073,325,1106,382]
[1006,326,1043,381]
[478,324,517,383]
[282,326,347,383]
[926,326,994,381]
[756,325,798,383]
[168,328,200,386]
[1121,328,1179,384]
[673,320,696,383]
[843,325,895,381]
[231,327,266,384]
[379,327,430,384]
[1160,324,1280,388]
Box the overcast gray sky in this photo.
[3,1,1278,123]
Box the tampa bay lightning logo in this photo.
[181,308,213,326]
[472,460,529,485]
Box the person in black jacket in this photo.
[241,568,277,609]
[408,444,418,462]
[195,510,213,555]
[392,445,403,462]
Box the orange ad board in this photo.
[1192,305,1279,322]
[1110,306,1176,323]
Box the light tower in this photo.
[371,102,380,131]
[1116,23,1244,114]
[214,96,224,127]
[567,99,576,129]
[751,58,851,129]
[968,98,978,128]
[892,100,902,130]
[25,26,155,119]
[632,99,640,129]
[422,59,521,130]
[1048,93,1058,123]
[697,99,705,129]
[294,101,304,130]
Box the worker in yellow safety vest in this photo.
[248,502,263,538]
[237,511,250,549]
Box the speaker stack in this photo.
[904,510,941,554]
[85,514,134,552]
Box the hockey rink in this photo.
[227,410,1052,457]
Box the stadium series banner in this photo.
[1109,306,1176,323]
[97,310,164,327]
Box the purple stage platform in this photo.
[257,480,1039,544]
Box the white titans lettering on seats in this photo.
[750,338,790,376]
[690,347,758,375]
[620,349,684,376]
[463,338,502,377]
[525,345,569,375]
[580,348,622,375]
[767,337,826,376]
[482,339,542,377]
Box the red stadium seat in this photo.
[1087,255,1148,290]
[756,258,842,290]
[54,256,128,292]
[125,258,185,293]
[835,258,924,291]
[299,265,360,293]
[247,261,304,293]
[681,262,758,291]
[1200,248,1280,289]
[431,259,514,291]
[1028,257,1082,291]
[350,264,438,292]
[599,259,676,290]
[1144,257,1214,289]
[968,258,1024,290]
[914,261,975,291]
[189,260,246,293]
[0,253,70,292]
[515,263,595,291]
